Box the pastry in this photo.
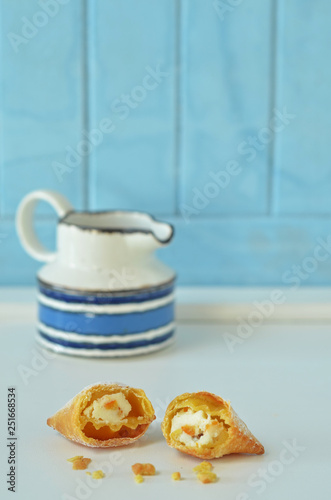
[161,392,264,459]
[47,382,155,447]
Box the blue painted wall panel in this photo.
[1,0,331,286]
[179,0,273,216]
[0,0,85,215]
[0,220,56,285]
[163,216,331,286]
[273,0,331,214]
[87,0,176,214]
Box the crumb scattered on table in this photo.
[171,472,181,481]
[193,461,213,474]
[67,456,84,463]
[193,461,218,483]
[92,470,104,479]
[134,474,144,484]
[132,463,156,476]
[67,456,91,470]
[197,472,218,484]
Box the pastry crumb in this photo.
[197,472,218,484]
[92,470,104,480]
[68,457,91,470]
[171,472,181,481]
[132,463,156,476]
[193,461,213,473]
[134,474,144,484]
[67,456,83,463]
[86,472,91,476]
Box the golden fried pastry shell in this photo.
[47,382,155,448]
[161,392,264,459]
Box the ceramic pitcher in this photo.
[16,190,176,357]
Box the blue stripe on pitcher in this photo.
[37,330,174,350]
[38,321,174,342]
[38,280,175,304]
[38,302,174,335]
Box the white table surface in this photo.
[0,292,331,500]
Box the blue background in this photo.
[1,0,331,286]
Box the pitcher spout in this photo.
[150,219,174,246]
[56,210,174,255]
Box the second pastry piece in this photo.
[162,392,264,459]
[47,383,155,447]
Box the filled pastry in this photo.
[47,382,155,447]
[161,392,264,459]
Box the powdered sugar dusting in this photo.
[59,382,129,410]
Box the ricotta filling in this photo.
[170,409,222,447]
[83,393,131,426]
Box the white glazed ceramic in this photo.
[16,190,176,357]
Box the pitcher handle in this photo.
[16,190,73,262]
